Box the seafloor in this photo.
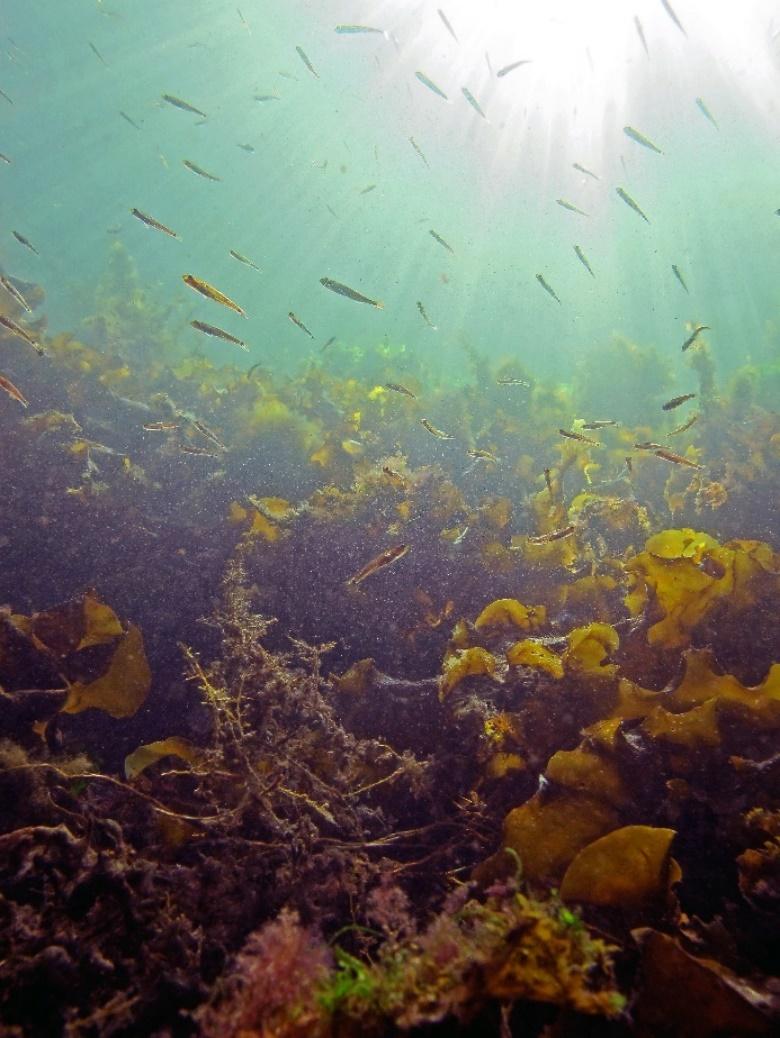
[0,253,779,1036]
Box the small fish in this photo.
[382,465,407,488]
[634,441,670,451]
[452,525,470,545]
[237,143,255,152]
[253,94,280,102]
[462,87,487,119]
[346,543,409,586]
[485,52,493,75]
[671,264,688,292]
[335,25,385,35]
[295,45,319,78]
[0,372,28,407]
[131,208,179,239]
[385,382,416,399]
[497,376,529,387]
[88,40,109,66]
[182,159,221,181]
[581,419,617,430]
[143,421,180,432]
[183,274,246,318]
[0,275,32,312]
[616,186,650,223]
[572,162,599,180]
[695,97,718,129]
[527,525,577,545]
[544,467,554,496]
[237,7,250,32]
[682,325,709,352]
[0,88,13,105]
[654,448,702,469]
[190,320,248,351]
[420,417,453,440]
[623,125,663,154]
[0,152,11,164]
[409,136,429,167]
[438,9,458,42]
[556,198,589,217]
[415,71,449,102]
[320,277,383,309]
[0,315,44,356]
[669,413,699,436]
[321,336,336,351]
[574,245,595,277]
[635,16,649,55]
[416,301,437,329]
[162,93,207,118]
[229,249,262,271]
[180,444,219,458]
[12,231,39,255]
[429,229,454,253]
[662,392,696,411]
[496,59,532,78]
[359,183,377,194]
[288,311,315,338]
[119,110,141,130]
[188,418,227,451]
[659,0,687,37]
[536,274,561,304]
[625,456,634,475]
[467,448,497,462]
[559,428,600,446]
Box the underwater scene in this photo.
[2,0,780,1034]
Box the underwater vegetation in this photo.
[1,265,780,1036]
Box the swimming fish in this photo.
[409,136,429,167]
[559,428,600,446]
[544,467,554,497]
[669,413,699,436]
[288,311,315,338]
[574,245,595,277]
[0,152,11,164]
[634,441,671,451]
[623,125,663,154]
[295,45,319,78]
[616,186,650,223]
[497,376,530,387]
[682,325,709,352]
[335,25,385,35]
[0,275,32,312]
[417,301,437,329]
[143,421,180,432]
[253,94,280,102]
[438,9,458,42]
[162,93,207,118]
[420,418,453,440]
[321,336,336,351]
[183,274,246,318]
[179,444,220,458]
[581,419,617,430]
[659,0,687,37]
[634,16,649,55]
[187,418,227,452]
[496,59,532,78]
[572,162,599,180]
[346,543,409,586]
[119,110,141,130]
[672,264,688,292]
[536,274,561,304]
[131,208,179,238]
[12,231,39,255]
[467,448,498,462]
[88,40,109,66]
[654,448,702,469]
[462,87,487,119]
[526,525,577,545]
[415,71,449,102]
[190,320,248,351]
[429,229,454,253]
[556,198,589,216]
[237,143,255,152]
[0,315,44,355]
[320,277,383,308]
[0,372,28,407]
[695,97,718,129]
[182,159,221,181]
[229,249,262,271]
[359,184,377,194]
[385,383,416,399]
[0,88,13,105]
[662,392,697,411]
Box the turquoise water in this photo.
[2,0,779,383]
